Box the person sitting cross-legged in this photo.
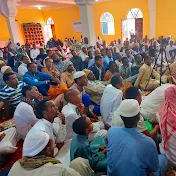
[23,63,59,96]
[8,131,93,176]
[107,99,168,176]
[70,117,107,173]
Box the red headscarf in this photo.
[158,86,176,150]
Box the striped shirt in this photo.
[0,82,25,108]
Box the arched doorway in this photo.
[122,8,143,41]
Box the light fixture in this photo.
[95,0,99,1]
[37,6,41,10]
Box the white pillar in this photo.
[148,0,156,39]
[6,16,21,47]
[75,0,96,45]
[0,0,21,47]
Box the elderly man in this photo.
[70,71,88,96]
[61,60,75,88]
[79,46,89,62]
[107,99,168,176]
[8,131,93,176]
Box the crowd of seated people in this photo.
[1,35,176,175]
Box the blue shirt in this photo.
[23,71,51,87]
[107,127,159,176]
[103,56,113,70]
[88,57,95,68]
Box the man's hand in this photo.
[52,77,60,84]
[58,113,65,125]
[77,103,85,115]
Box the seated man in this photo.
[61,60,75,88]
[100,75,123,126]
[103,50,113,70]
[141,83,173,122]
[70,71,88,96]
[71,117,107,172]
[62,89,106,141]
[112,86,160,139]
[119,57,138,84]
[0,72,25,117]
[27,99,66,150]
[134,55,160,91]
[107,99,168,176]
[14,85,40,140]
[131,54,143,76]
[23,63,59,96]
[89,56,105,81]
[70,50,83,71]
[8,131,91,176]
[18,56,30,76]
[83,69,106,105]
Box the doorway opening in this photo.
[122,8,143,41]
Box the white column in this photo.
[148,0,156,39]
[6,16,21,47]
[0,0,21,47]
[75,0,96,45]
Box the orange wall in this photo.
[156,0,176,40]
[0,8,45,43]
[43,6,81,42]
[93,0,149,43]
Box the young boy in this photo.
[70,116,107,172]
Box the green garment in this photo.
[70,135,107,172]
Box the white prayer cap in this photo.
[73,71,85,79]
[118,99,140,117]
[81,45,86,49]
[23,132,50,157]
[1,66,10,74]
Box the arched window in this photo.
[127,8,143,19]
[101,12,115,35]
[46,17,54,25]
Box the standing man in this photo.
[107,99,168,176]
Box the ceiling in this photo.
[16,0,76,10]
[16,0,110,10]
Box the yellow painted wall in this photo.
[0,8,45,43]
[43,6,81,42]
[156,0,176,40]
[93,0,149,43]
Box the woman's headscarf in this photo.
[158,86,176,150]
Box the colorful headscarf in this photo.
[83,69,91,77]
[158,86,176,150]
